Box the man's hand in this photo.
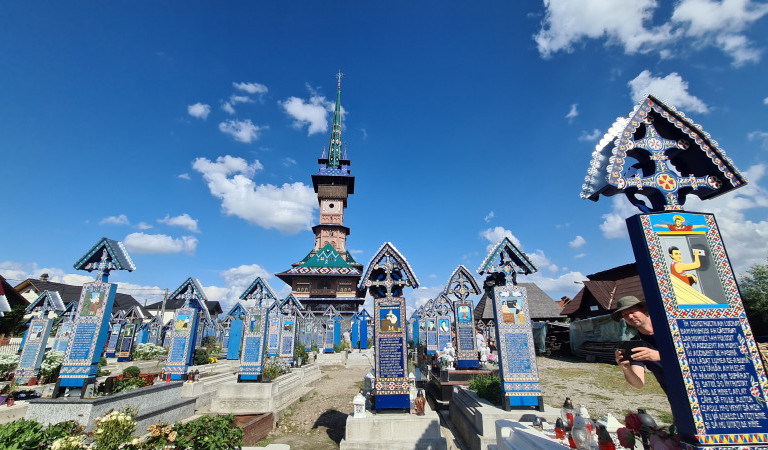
[630,346,660,362]
[615,349,631,368]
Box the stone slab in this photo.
[449,387,561,450]
[0,401,29,424]
[340,400,446,449]
[26,381,190,430]
[316,351,348,366]
[494,419,565,450]
[209,372,308,416]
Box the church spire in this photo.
[327,71,343,169]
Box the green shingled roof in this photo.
[295,243,353,269]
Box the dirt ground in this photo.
[256,364,370,450]
[256,356,673,449]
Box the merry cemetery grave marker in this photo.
[360,242,419,410]
[163,278,212,381]
[434,294,453,354]
[443,265,483,369]
[16,290,65,384]
[581,94,768,448]
[279,294,303,365]
[58,238,135,394]
[478,236,542,411]
[237,277,278,381]
[224,302,247,360]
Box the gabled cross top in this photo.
[444,265,481,302]
[581,95,746,213]
[617,117,715,211]
[434,294,453,316]
[360,242,419,299]
[179,286,196,308]
[324,305,339,319]
[89,249,117,282]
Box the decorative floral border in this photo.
[640,213,768,442]
[493,285,541,396]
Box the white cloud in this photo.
[578,129,603,142]
[764,97,768,105]
[528,249,560,272]
[599,196,638,239]
[280,87,340,135]
[480,226,522,251]
[233,82,268,95]
[534,0,674,57]
[282,157,297,167]
[208,263,276,311]
[221,102,236,115]
[747,130,768,150]
[535,0,768,65]
[136,222,153,230]
[221,94,254,115]
[187,103,210,120]
[178,173,191,180]
[575,253,587,258]
[569,235,587,249]
[123,232,198,254]
[99,215,130,226]
[529,271,586,299]
[192,155,317,234]
[349,249,364,255]
[628,70,709,114]
[218,119,264,143]
[480,227,557,271]
[672,0,768,66]
[484,211,495,223]
[158,213,200,233]
[566,104,579,121]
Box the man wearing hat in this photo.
[612,296,667,395]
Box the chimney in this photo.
[40,273,49,282]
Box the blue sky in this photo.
[2,1,768,315]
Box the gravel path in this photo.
[258,356,673,449]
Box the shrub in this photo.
[294,341,309,366]
[193,347,211,366]
[173,414,242,449]
[132,343,167,360]
[39,350,64,382]
[262,357,290,381]
[113,376,149,394]
[0,354,19,378]
[122,366,141,378]
[469,373,503,406]
[41,420,83,448]
[0,418,44,449]
[92,408,136,450]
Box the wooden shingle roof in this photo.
[560,263,644,318]
[14,278,150,316]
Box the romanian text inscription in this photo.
[679,319,768,433]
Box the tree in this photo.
[0,303,27,337]
[740,261,768,336]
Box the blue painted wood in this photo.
[350,318,359,348]
[359,317,368,349]
[59,282,118,387]
[227,318,244,360]
[15,317,53,383]
[333,316,341,348]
